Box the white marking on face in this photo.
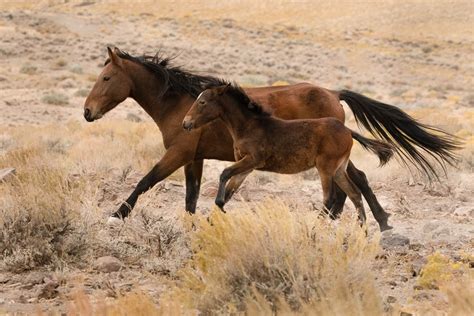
[196,91,204,102]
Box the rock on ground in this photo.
[94,256,123,273]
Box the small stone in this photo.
[0,168,15,182]
[0,298,4,304]
[386,295,397,303]
[95,256,123,273]
[400,312,413,316]
[27,297,38,304]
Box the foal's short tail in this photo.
[351,131,394,166]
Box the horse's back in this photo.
[245,83,345,122]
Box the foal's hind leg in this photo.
[327,183,347,218]
[333,165,367,228]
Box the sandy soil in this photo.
[0,1,473,314]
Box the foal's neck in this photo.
[219,96,260,141]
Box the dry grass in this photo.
[164,201,383,315]
[0,121,177,273]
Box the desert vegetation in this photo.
[0,0,473,315]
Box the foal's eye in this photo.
[199,100,206,106]
[103,76,110,81]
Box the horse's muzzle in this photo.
[84,108,94,122]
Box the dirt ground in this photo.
[0,1,473,315]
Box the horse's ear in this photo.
[107,46,122,66]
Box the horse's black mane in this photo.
[108,48,226,98]
[222,83,270,116]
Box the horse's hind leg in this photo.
[328,183,347,219]
[184,160,204,214]
[333,165,367,228]
[346,161,392,231]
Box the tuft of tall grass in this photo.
[0,145,93,272]
[0,121,169,272]
[165,200,383,315]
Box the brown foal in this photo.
[183,84,394,229]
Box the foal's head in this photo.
[83,47,133,122]
[182,84,231,130]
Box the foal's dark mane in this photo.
[223,83,270,116]
[106,49,226,98]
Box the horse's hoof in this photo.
[107,216,123,227]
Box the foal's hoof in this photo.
[215,199,225,213]
[107,216,123,227]
[215,199,226,213]
[379,223,393,232]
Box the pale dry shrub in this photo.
[0,121,168,272]
[0,145,94,272]
[166,200,383,315]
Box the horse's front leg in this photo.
[184,160,204,214]
[215,156,257,211]
[112,146,194,219]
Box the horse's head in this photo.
[182,84,230,131]
[83,47,133,122]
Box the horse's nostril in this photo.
[84,108,93,121]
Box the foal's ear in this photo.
[216,83,231,95]
[107,46,122,66]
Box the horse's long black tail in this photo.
[339,90,462,180]
[351,131,394,166]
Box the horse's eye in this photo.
[199,100,206,105]
[103,76,110,81]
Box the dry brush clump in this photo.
[0,121,168,272]
[163,200,384,315]
[0,143,93,272]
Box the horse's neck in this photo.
[127,62,189,127]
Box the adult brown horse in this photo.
[182,83,394,230]
[84,47,459,224]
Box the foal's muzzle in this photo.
[84,108,94,122]
[182,120,194,131]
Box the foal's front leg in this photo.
[215,156,257,211]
